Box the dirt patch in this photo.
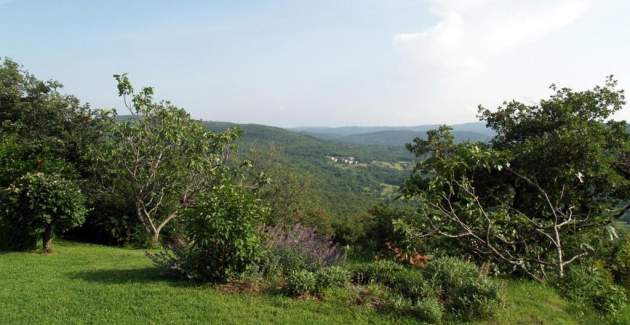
[215,280,263,294]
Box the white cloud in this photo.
[394,0,590,72]
[389,0,593,123]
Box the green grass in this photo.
[0,241,414,324]
[1,241,628,324]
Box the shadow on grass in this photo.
[68,267,197,287]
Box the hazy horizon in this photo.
[2,0,630,127]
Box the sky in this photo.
[1,0,630,127]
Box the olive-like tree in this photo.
[3,172,87,253]
[97,74,239,245]
[401,77,630,280]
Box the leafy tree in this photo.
[2,172,87,253]
[0,58,112,249]
[402,77,630,280]
[0,57,108,181]
[96,74,239,245]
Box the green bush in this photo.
[384,268,435,302]
[0,211,38,251]
[560,264,627,317]
[351,261,436,302]
[264,247,315,277]
[1,172,87,253]
[286,270,317,296]
[411,297,444,324]
[350,260,406,285]
[149,183,269,282]
[315,266,350,291]
[609,235,630,288]
[425,256,502,320]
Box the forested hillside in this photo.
[203,121,414,219]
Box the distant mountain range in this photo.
[292,122,494,146]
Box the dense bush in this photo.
[559,264,627,317]
[286,270,317,296]
[263,246,316,276]
[1,172,87,253]
[352,260,436,302]
[315,266,350,291]
[425,257,502,320]
[361,203,421,252]
[149,183,269,282]
[65,191,141,246]
[608,234,630,288]
[0,209,38,251]
[350,260,455,322]
[350,260,406,285]
[386,268,435,302]
[264,223,346,275]
[411,297,444,324]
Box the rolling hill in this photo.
[293,122,494,146]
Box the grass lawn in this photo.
[0,241,627,324]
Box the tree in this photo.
[0,57,109,182]
[402,77,630,280]
[3,172,87,253]
[0,58,113,250]
[97,74,239,245]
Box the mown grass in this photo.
[0,241,627,324]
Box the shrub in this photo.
[425,256,502,320]
[350,260,406,285]
[149,183,269,282]
[286,270,317,296]
[263,247,315,277]
[1,172,87,253]
[609,235,630,288]
[385,268,435,302]
[0,211,38,251]
[411,297,444,324]
[315,266,350,291]
[350,260,436,302]
[559,264,627,317]
[264,223,346,275]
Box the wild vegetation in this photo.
[1,57,630,324]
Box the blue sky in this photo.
[1,0,629,126]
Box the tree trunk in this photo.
[42,225,53,254]
[555,226,564,278]
[150,231,160,248]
